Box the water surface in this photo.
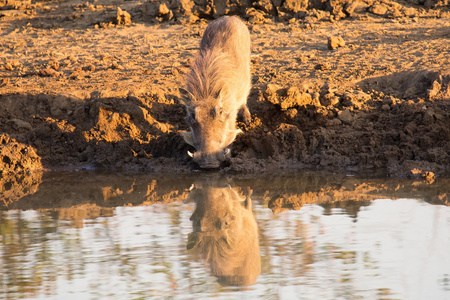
[1,171,449,299]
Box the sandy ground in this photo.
[0,0,449,178]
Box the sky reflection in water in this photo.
[0,172,449,299]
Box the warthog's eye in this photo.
[210,107,226,120]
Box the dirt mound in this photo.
[0,92,189,171]
[0,134,42,174]
[359,70,450,101]
[137,0,449,23]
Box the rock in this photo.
[428,80,441,100]
[179,14,199,24]
[11,119,32,132]
[140,1,158,16]
[369,4,389,16]
[325,0,348,20]
[116,7,131,25]
[326,118,342,126]
[345,2,369,16]
[327,36,345,50]
[337,110,353,124]
[314,63,330,70]
[246,7,267,24]
[263,83,282,104]
[320,93,339,106]
[159,3,173,20]
[342,90,371,108]
[159,3,170,15]
[404,86,418,98]
[111,61,122,70]
[69,69,85,80]
[344,2,358,15]
[82,64,95,72]
[253,0,273,14]
[0,78,10,86]
[281,87,313,109]
[4,62,13,70]
[179,0,194,15]
[281,0,308,14]
[38,68,61,77]
[140,0,173,20]
[49,60,60,70]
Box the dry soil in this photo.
[1,0,449,178]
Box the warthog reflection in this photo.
[187,182,261,286]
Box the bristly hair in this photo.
[186,48,237,105]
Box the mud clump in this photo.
[116,7,131,25]
[327,36,345,50]
[264,84,316,110]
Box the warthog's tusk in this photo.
[223,148,230,155]
[187,151,194,158]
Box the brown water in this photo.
[1,171,449,299]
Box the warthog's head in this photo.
[181,93,241,169]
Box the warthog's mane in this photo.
[186,48,237,107]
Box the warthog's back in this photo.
[186,16,251,108]
[200,16,251,73]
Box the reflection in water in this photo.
[0,171,42,207]
[187,180,260,286]
[0,171,449,299]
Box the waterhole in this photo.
[0,171,449,299]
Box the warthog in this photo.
[187,182,260,286]
[181,16,251,169]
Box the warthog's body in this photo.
[181,16,251,168]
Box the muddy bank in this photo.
[0,0,449,177]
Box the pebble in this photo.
[337,110,353,124]
[327,36,345,50]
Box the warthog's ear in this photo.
[245,187,253,210]
[215,88,225,105]
[181,130,195,147]
[179,88,194,104]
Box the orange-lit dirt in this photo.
[1,0,449,176]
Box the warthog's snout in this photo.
[188,148,231,169]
